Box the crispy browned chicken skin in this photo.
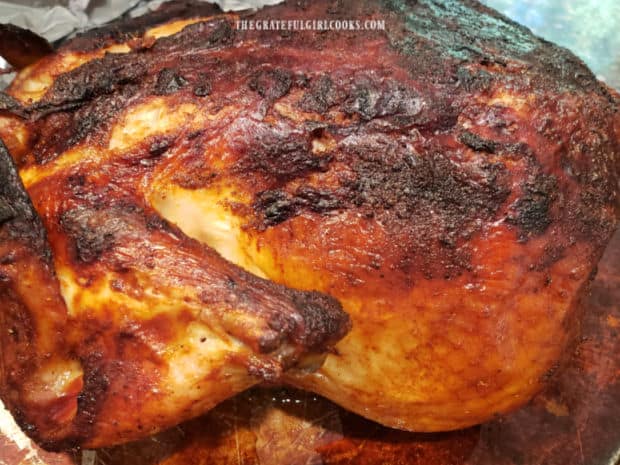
[0,0,618,451]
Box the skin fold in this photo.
[0,0,618,450]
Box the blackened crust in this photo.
[0,140,51,260]
[60,1,224,52]
[288,290,351,352]
[0,24,53,70]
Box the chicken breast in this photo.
[0,0,618,450]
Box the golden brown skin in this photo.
[0,0,619,450]
[0,6,351,448]
[0,139,349,452]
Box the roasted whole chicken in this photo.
[0,0,618,451]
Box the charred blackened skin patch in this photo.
[300,73,453,132]
[288,289,351,351]
[60,187,179,265]
[154,68,188,95]
[567,186,617,249]
[458,131,499,153]
[253,133,511,277]
[299,75,340,113]
[60,0,223,52]
[342,136,511,223]
[256,138,511,228]
[39,56,146,108]
[458,131,536,161]
[193,73,212,97]
[145,213,174,233]
[344,85,380,120]
[60,206,120,264]
[246,286,348,356]
[249,68,293,100]
[0,196,16,225]
[0,92,22,113]
[149,137,174,157]
[76,85,139,147]
[235,127,332,183]
[23,56,145,162]
[342,78,424,122]
[456,67,493,92]
[254,190,295,226]
[193,86,211,97]
[0,141,51,259]
[255,187,342,227]
[29,80,140,165]
[152,18,234,53]
[507,172,558,239]
[381,0,610,98]
[59,201,147,264]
